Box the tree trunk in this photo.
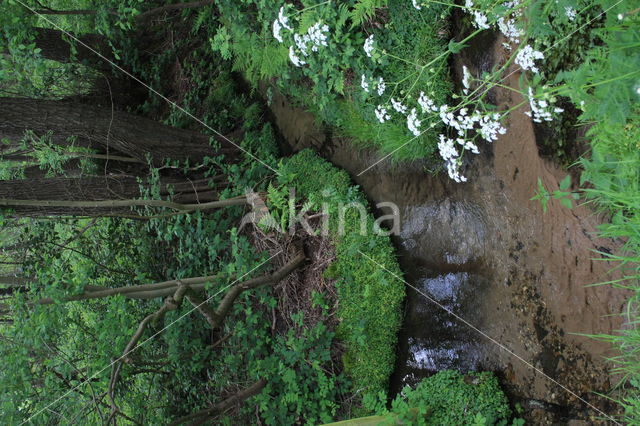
[0,175,236,217]
[31,27,113,70]
[0,175,140,216]
[0,97,240,166]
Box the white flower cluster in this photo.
[524,87,564,122]
[498,0,524,44]
[462,65,472,94]
[418,92,438,113]
[465,0,490,29]
[438,136,466,182]
[565,6,577,21]
[361,74,370,92]
[498,17,522,44]
[391,98,408,114]
[407,108,421,136]
[373,85,506,182]
[438,106,506,142]
[463,0,525,46]
[289,46,306,67]
[286,21,330,67]
[272,6,292,43]
[515,45,544,73]
[377,77,386,96]
[436,105,506,181]
[364,34,375,57]
[361,75,386,96]
[375,105,391,123]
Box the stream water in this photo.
[264,30,628,423]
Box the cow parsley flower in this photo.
[498,17,523,43]
[477,113,506,142]
[465,0,490,30]
[565,6,577,21]
[293,22,329,56]
[438,134,458,161]
[375,105,391,123]
[294,34,309,56]
[272,6,292,43]
[407,108,421,136]
[524,87,564,122]
[361,74,370,93]
[377,77,386,96]
[289,45,306,67]
[391,98,407,114]
[278,6,292,31]
[418,92,437,113]
[515,45,544,73]
[412,0,422,10]
[438,135,467,182]
[273,20,284,43]
[364,34,375,57]
[462,65,472,94]
[307,22,329,52]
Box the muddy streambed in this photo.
[264,33,629,423]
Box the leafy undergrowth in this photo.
[385,370,512,425]
[279,149,405,408]
[579,111,640,422]
[211,0,453,161]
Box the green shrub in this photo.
[389,370,512,425]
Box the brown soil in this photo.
[263,32,630,424]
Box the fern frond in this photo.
[350,0,386,27]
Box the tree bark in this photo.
[0,97,240,166]
[30,27,113,70]
[0,175,240,216]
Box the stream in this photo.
[264,31,628,423]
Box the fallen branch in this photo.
[104,253,304,422]
[108,284,190,420]
[0,195,246,213]
[168,379,267,426]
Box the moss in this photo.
[279,149,405,403]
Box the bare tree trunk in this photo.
[31,27,113,70]
[0,175,240,216]
[0,97,241,166]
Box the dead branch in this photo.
[168,379,267,426]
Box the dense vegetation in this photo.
[0,0,638,424]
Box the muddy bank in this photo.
[264,33,629,423]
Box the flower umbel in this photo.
[515,45,544,73]
[364,34,375,57]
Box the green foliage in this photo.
[385,371,512,425]
[211,0,452,161]
[531,175,579,212]
[279,149,405,407]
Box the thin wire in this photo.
[357,0,625,176]
[21,251,283,424]
[358,250,621,425]
[13,0,280,175]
